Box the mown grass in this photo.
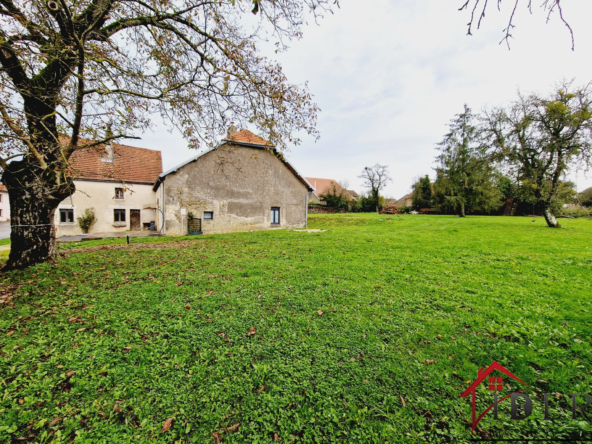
[1,214,592,443]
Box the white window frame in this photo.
[59,208,75,224]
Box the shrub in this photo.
[560,206,592,219]
[77,207,97,233]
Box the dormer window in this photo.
[115,188,125,199]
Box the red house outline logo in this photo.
[460,361,528,431]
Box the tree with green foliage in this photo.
[580,187,592,207]
[482,82,592,228]
[0,0,334,269]
[320,183,350,212]
[434,105,502,217]
[411,175,432,211]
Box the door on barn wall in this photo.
[130,210,141,231]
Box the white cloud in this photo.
[128,0,592,196]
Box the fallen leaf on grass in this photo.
[6,330,15,336]
[76,328,85,332]
[247,327,257,337]
[317,310,323,316]
[400,396,406,407]
[175,283,183,286]
[48,417,61,427]
[113,406,122,413]
[185,304,191,310]
[162,417,173,432]
[257,385,266,394]
[18,398,23,405]
[425,360,436,365]
[227,423,240,432]
[65,371,76,378]
[212,432,222,442]
[274,432,279,441]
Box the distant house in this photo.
[0,185,9,222]
[305,177,353,204]
[347,190,359,201]
[56,142,163,236]
[394,192,413,207]
[154,128,313,235]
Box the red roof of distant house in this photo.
[68,142,163,184]
[305,177,352,199]
[347,190,359,199]
[224,129,272,147]
[394,192,414,206]
[0,184,6,192]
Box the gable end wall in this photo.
[161,144,308,235]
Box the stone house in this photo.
[394,192,413,207]
[154,129,313,235]
[56,141,163,236]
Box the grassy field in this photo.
[1,214,591,443]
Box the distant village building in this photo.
[0,185,9,222]
[394,192,414,207]
[347,190,359,201]
[154,128,313,235]
[305,177,353,204]
[56,142,163,236]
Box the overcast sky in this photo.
[129,0,592,198]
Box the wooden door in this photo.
[130,209,141,231]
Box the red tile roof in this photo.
[305,177,352,199]
[68,142,162,184]
[224,129,272,147]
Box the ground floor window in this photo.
[60,208,74,223]
[204,211,213,220]
[271,207,280,225]
[114,209,126,222]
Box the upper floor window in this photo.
[115,188,125,199]
[114,209,126,222]
[271,207,280,225]
[204,211,214,220]
[60,208,74,223]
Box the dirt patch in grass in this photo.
[60,240,203,255]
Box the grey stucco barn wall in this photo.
[160,144,309,235]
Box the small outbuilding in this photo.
[154,128,313,235]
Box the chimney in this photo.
[227,125,238,138]
[101,126,114,162]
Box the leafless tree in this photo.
[358,164,391,213]
[459,0,574,49]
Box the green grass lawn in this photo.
[1,214,592,443]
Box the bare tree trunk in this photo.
[459,202,466,217]
[2,158,74,270]
[543,205,561,228]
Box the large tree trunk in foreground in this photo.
[2,158,74,270]
[543,205,561,228]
